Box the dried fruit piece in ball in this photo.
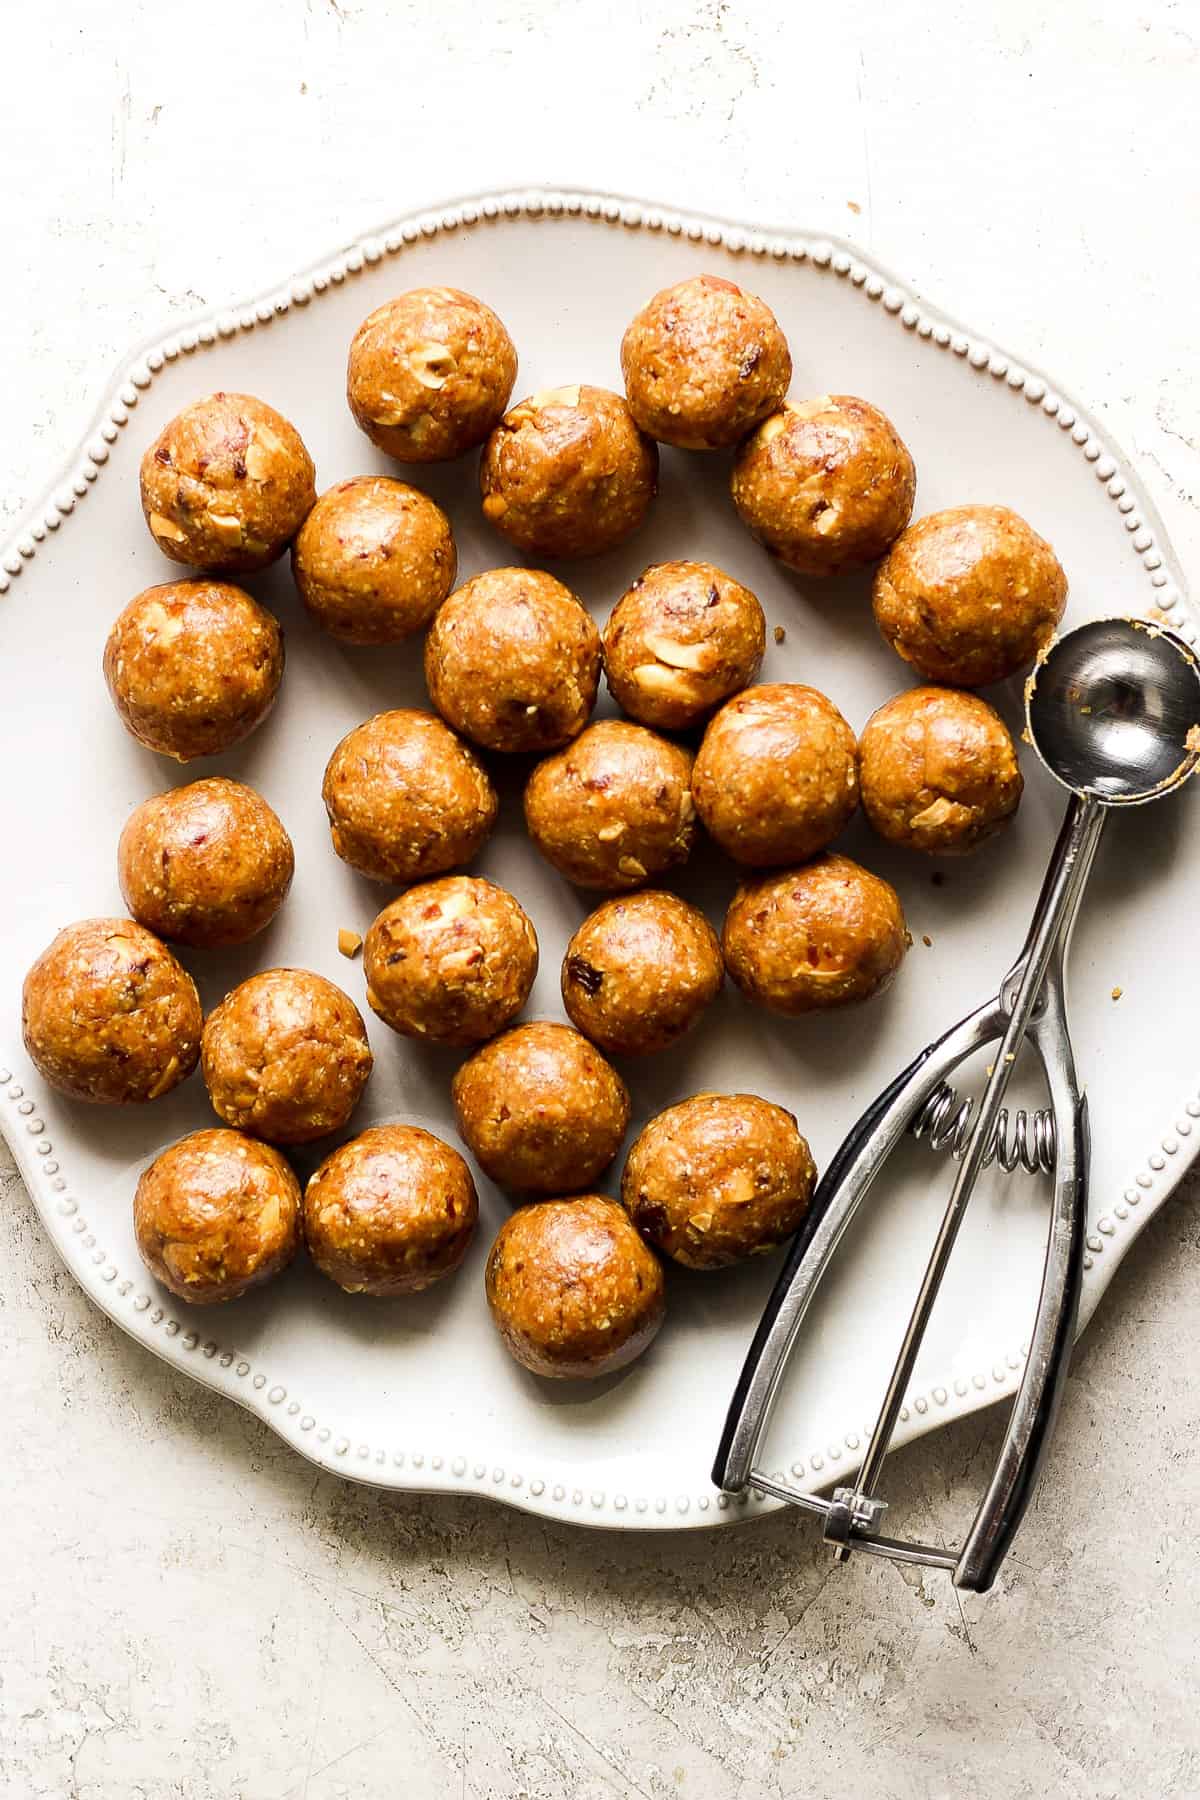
[480,384,658,559]
[364,876,538,1048]
[103,580,284,763]
[322,709,497,885]
[731,395,915,576]
[485,1195,665,1379]
[140,392,315,573]
[292,476,456,644]
[691,683,858,867]
[202,968,373,1145]
[859,686,1024,854]
[451,1021,630,1199]
[347,287,517,462]
[562,891,723,1056]
[22,918,201,1104]
[601,560,766,731]
[872,505,1068,686]
[424,567,600,752]
[524,720,696,891]
[304,1124,478,1297]
[620,273,792,450]
[134,1129,301,1304]
[723,854,908,1014]
[621,1092,816,1270]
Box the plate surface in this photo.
[2,189,1197,1532]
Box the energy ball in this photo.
[103,580,284,762]
[723,854,908,1014]
[202,968,373,1145]
[601,560,766,731]
[860,686,1024,854]
[691,683,858,867]
[291,476,456,644]
[118,778,294,948]
[134,1128,301,1304]
[304,1124,478,1297]
[480,384,658,559]
[620,273,792,450]
[364,876,538,1048]
[22,917,201,1104]
[485,1195,665,1379]
[621,1092,816,1270]
[732,396,916,577]
[562,891,723,1057]
[140,392,315,573]
[424,567,601,752]
[346,286,517,462]
[322,709,497,885]
[872,505,1069,686]
[524,720,696,891]
[451,1021,630,1199]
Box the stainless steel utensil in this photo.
[714,616,1200,1592]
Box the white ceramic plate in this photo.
[2,189,1197,1533]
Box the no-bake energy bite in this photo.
[859,686,1024,854]
[723,854,908,1015]
[524,720,696,891]
[601,560,766,732]
[134,1129,302,1304]
[561,891,723,1057]
[292,476,456,644]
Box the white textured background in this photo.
[3,3,1199,1796]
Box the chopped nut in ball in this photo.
[347,287,517,462]
[134,1129,301,1304]
[562,891,723,1056]
[140,392,315,573]
[292,476,456,644]
[480,384,658,558]
[691,683,858,866]
[452,1021,630,1199]
[364,876,538,1048]
[22,918,201,1104]
[524,720,696,891]
[601,560,765,731]
[304,1124,478,1296]
[872,505,1068,686]
[424,567,600,752]
[731,395,915,576]
[322,709,497,885]
[622,1092,816,1269]
[723,854,908,1014]
[859,686,1024,854]
[485,1195,665,1379]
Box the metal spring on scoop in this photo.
[910,1081,1057,1176]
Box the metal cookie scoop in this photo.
[714,615,1200,1593]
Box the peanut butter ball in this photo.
[304,1124,478,1297]
[723,854,908,1014]
[691,683,858,866]
[602,560,766,731]
[103,580,284,763]
[140,392,315,573]
[485,1195,665,1379]
[562,891,723,1056]
[134,1129,301,1304]
[621,1092,816,1270]
[118,778,294,948]
[292,476,456,644]
[480,384,658,558]
[621,273,791,450]
[22,918,201,1104]
[860,686,1024,854]
[872,505,1069,686]
[732,396,915,576]
[202,968,373,1145]
[322,709,497,885]
[364,876,538,1048]
[452,1021,630,1199]
[347,287,517,462]
[424,567,600,752]
[524,721,696,891]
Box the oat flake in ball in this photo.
[347,287,517,462]
[134,1129,302,1304]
